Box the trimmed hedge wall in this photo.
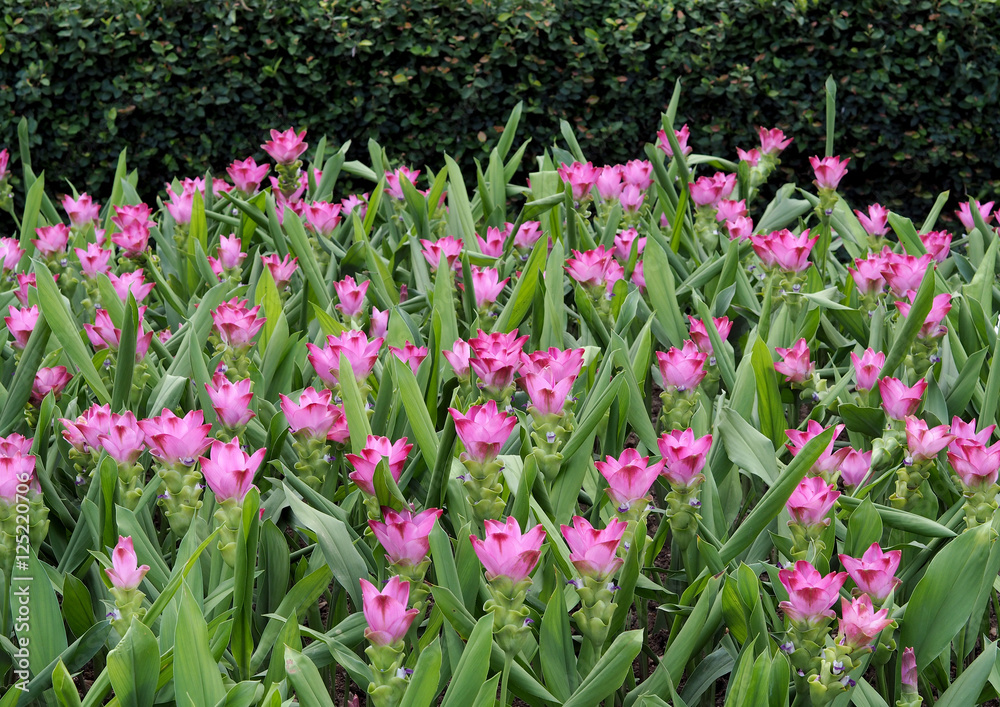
[2,0,999,217]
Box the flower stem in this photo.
[499,651,513,707]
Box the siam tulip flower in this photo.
[0,238,24,273]
[786,476,840,529]
[261,253,298,290]
[956,199,995,232]
[657,429,712,487]
[622,159,654,189]
[840,448,873,488]
[389,342,429,375]
[688,175,725,207]
[847,254,886,297]
[468,329,529,396]
[839,543,902,604]
[211,298,265,349]
[557,161,600,202]
[30,366,72,404]
[227,157,270,193]
[785,421,847,476]
[327,405,350,444]
[60,403,113,454]
[851,348,886,392]
[346,435,413,495]
[947,437,1000,489]
[901,648,919,698]
[207,235,246,277]
[565,246,615,288]
[904,416,955,462]
[854,204,890,237]
[513,221,543,251]
[919,230,952,263]
[272,179,307,207]
[878,377,927,420]
[631,260,646,291]
[521,368,576,416]
[199,437,263,502]
[836,595,893,650]
[752,229,818,273]
[0,454,38,500]
[14,273,38,307]
[420,236,463,272]
[360,576,420,647]
[110,203,154,256]
[75,242,113,278]
[594,448,664,512]
[895,291,951,338]
[105,536,150,590]
[882,252,933,296]
[809,156,850,191]
[443,340,472,378]
[595,165,623,200]
[165,183,194,224]
[656,124,692,157]
[85,308,154,360]
[99,411,147,466]
[471,517,545,583]
[369,508,442,568]
[5,305,38,349]
[107,270,155,303]
[449,400,518,463]
[302,201,343,236]
[476,226,506,258]
[261,127,308,164]
[341,193,368,219]
[333,275,370,319]
[206,373,255,429]
[759,127,793,156]
[951,416,994,444]
[62,193,100,226]
[777,561,847,627]
[0,148,6,180]
[0,433,32,458]
[774,338,814,383]
[619,184,645,214]
[138,409,212,466]
[368,307,389,340]
[561,516,626,581]
[613,228,646,262]
[687,315,732,354]
[727,216,754,241]
[737,147,761,166]
[32,224,70,258]
[520,347,585,381]
[466,266,508,309]
[715,199,747,223]
[384,166,420,200]
[307,330,383,387]
[656,340,708,391]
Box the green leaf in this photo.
[18,172,46,253]
[844,498,882,558]
[107,618,160,707]
[749,337,785,449]
[111,294,138,411]
[12,550,68,672]
[540,580,577,702]
[441,615,493,707]
[562,630,643,707]
[718,408,779,486]
[339,353,373,452]
[283,209,331,309]
[52,660,82,707]
[946,346,988,417]
[444,155,477,244]
[284,648,336,707]
[645,239,686,346]
[0,315,49,434]
[493,235,546,333]
[837,496,955,538]
[934,640,997,707]
[880,266,935,380]
[174,582,226,707]
[399,638,442,707]
[250,563,333,674]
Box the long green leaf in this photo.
[107,619,159,707]
[562,630,643,707]
[174,583,226,707]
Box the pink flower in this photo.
[613,228,646,262]
[0,454,37,501]
[558,162,600,202]
[785,420,847,475]
[919,230,952,263]
[956,200,995,232]
[443,340,472,378]
[688,175,725,207]
[751,229,817,272]
[110,203,154,256]
[809,155,850,190]
[948,438,1000,489]
[521,347,584,382]
[521,368,576,415]
[384,166,420,200]
[715,199,747,223]
[895,291,951,339]
[466,266,508,309]
[882,252,933,296]
[346,436,412,495]
[656,124,692,157]
[420,236,463,272]
[450,400,518,463]
[261,253,298,290]
[905,416,955,463]
[5,305,38,349]
[878,378,927,421]
[620,185,645,214]
[211,298,265,349]
[0,434,31,459]
[951,416,994,445]
[726,216,754,241]
[307,330,383,387]
[596,165,623,200]
[206,373,255,429]
[302,201,343,236]
[687,315,731,354]
[280,387,342,440]
[105,536,150,591]
[595,448,664,512]
[261,127,308,164]
[471,517,545,583]
[14,273,37,306]
[99,411,147,466]
[165,183,194,224]
[902,648,918,693]
[368,307,389,340]
[839,543,901,603]
[62,193,100,226]
[327,405,350,444]
[565,246,615,288]
[513,221,543,250]
[777,561,847,627]
[848,255,886,296]
[0,149,7,180]
[389,342,429,375]
[632,260,646,291]
[32,224,70,257]
[333,276,370,318]
[138,409,212,466]
[75,242,113,279]
[837,595,893,650]
[107,270,155,304]
[227,157,270,193]
[622,160,653,190]
[84,308,154,361]
[737,147,761,166]
[208,235,246,276]
[199,437,263,502]
[476,226,506,258]
[656,340,708,391]
[368,507,442,567]
[786,476,840,528]
[657,429,712,487]
[468,329,528,392]
[561,516,626,581]
[854,204,889,237]
[60,403,113,454]
[851,349,885,391]
[30,366,72,404]
[359,576,420,646]
[774,338,814,383]
[341,194,368,219]
[759,127,792,156]
[840,448,873,488]
[0,238,25,272]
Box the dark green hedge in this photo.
[2,0,999,217]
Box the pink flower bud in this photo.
[854,204,889,237]
[774,338,814,384]
[777,561,847,627]
[715,199,747,223]
[513,221,543,250]
[307,330,383,387]
[561,516,626,581]
[165,183,195,225]
[809,155,850,190]
[837,594,893,650]
[443,340,472,378]
[75,242,113,279]
[475,226,506,258]
[656,124,692,157]
[613,228,645,262]
[341,193,368,219]
[99,411,147,466]
[468,329,528,392]
[851,348,885,391]
[369,507,442,567]
[346,436,412,495]
[470,516,545,583]
[302,201,343,236]
[839,543,901,604]
[261,127,308,164]
[208,235,246,277]
[30,366,72,404]
[261,253,298,290]
[449,400,518,464]
[368,307,389,340]
[948,437,1000,489]
[656,340,708,391]
[60,403,112,454]
[786,476,840,528]
[389,342,429,376]
[785,420,846,475]
[565,245,615,288]
[758,127,792,156]
[736,147,761,167]
[595,448,664,512]
[110,203,154,257]
[840,448,872,488]
[105,536,150,591]
[333,275,370,319]
[619,184,645,214]
[905,416,955,463]
[360,576,420,646]
[895,291,951,339]
[206,373,255,429]
[882,252,933,297]
[919,230,951,263]
[138,409,212,466]
[199,437,263,503]
[279,387,341,440]
[687,315,732,354]
[463,266,508,309]
[621,160,653,190]
[901,648,918,692]
[62,193,101,226]
[0,238,25,272]
[384,166,420,200]
[726,216,754,241]
[595,166,623,201]
[420,236,463,272]
[5,305,38,349]
[951,416,995,445]
[956,199,994,233]
[751,229,817,273]
[878,377,927,421]
[557,162,600,202]
[657,428,712,486]
[227,157,270,193]
[211,298,265,349]
[848,254,886,297]
[32,224,70,257]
